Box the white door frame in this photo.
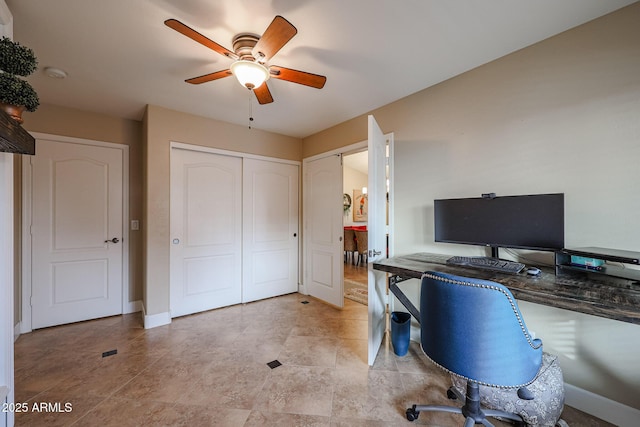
[301,137,394,297]
[21,133,130,333]
[1,6,15,426]
[0,151,13,427]
[170,142,302,166]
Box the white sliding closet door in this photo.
[171,146,301,317]
[170,148,242,317]
[242,159,299,302]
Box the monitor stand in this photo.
[490,246,500,258]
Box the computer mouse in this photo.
[526,267,541,276]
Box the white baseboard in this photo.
[565,382,640,427]
[14,322,20,342]
[124,299,142,314]
[142,305,171,329]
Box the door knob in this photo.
[105,237,120,244]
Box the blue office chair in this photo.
[406,271,565,426]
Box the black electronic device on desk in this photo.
[556,247,640,283]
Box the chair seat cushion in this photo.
[451,353,565,426]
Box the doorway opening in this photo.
[302,115,392,364]
[343,150,368,305]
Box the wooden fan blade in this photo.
[165,19,237,59]
[185,69,232,84]
[269,65,326,89]
[254,83,274,104]
[252,16,297,62]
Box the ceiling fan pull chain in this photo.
[248,90,254,129]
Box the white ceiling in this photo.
[7,0,636,138]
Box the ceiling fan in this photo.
[165,15,327,105]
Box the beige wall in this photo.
[303,115,368,159]
[21,103,144,310]
[143,105,302,316]
[302,3,640,411]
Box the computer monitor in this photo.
[434,193,564,255]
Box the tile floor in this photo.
[14,292,612,426]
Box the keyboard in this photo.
[446,256,525,274]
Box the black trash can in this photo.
[391,311,411,356]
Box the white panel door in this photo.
[304,154,343,307]
[368,115,391,365]
[31,139,124,329]
[170,148,242,317]
[243,159,299,303]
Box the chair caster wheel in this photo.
[447,388,458,400]
[406,407,419,421]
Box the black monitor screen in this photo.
[434,193,564,251]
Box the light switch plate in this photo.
[131,220,139,230]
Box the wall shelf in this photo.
[0,109,35,155]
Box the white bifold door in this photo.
[303,154,344,308]
[367,115,391,365]
[170,147,299,318]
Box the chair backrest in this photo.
[420,271,542,388]
[344,228,357,251]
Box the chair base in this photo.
[406,383,526,427]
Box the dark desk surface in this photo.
[373,253,640,325]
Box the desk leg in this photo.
[389,275,421,325]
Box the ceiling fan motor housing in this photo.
[232,33,260,61]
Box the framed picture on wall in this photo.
[353,189,368,222]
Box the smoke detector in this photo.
[44,67,68,79]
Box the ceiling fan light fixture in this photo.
[230,60,269,90]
